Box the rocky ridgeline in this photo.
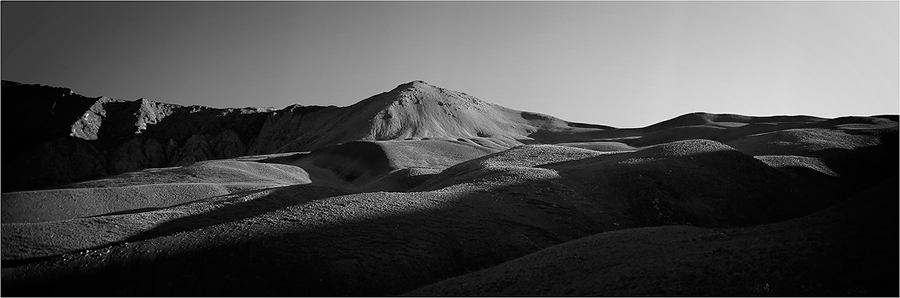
[2,81,280,191]
[1,80,586,192]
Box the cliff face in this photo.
[2,80,603,192]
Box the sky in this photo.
[2,1,898,128]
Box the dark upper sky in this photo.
[3,1,897,127]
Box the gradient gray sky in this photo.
[3,1,897,128]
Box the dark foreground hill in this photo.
[407,176,899,296]
[1,80,897,296]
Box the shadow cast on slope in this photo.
[5,165,895,296]
[0,184,348,269]
[118,184,350,244]
[256,142,393,185]
[1,180,591,296]
[405,177,900,296]
[815,131,899,195]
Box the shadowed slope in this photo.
[1,166,602,295]
[3,136,885,296]
[406,176,899,296]
[549,139,839,226]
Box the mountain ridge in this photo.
[1,79,895,192]
[2,80,603,191]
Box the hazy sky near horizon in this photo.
[3,1,898,128]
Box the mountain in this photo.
[1,80,897,296]
[246,80,614,153]
[0,80,612,192]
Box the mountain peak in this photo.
[404,79,429,86]
[389,80,433,92]
[357,80,480,110]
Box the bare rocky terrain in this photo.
[1,80,897,296]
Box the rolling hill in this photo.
[1,80,897,296]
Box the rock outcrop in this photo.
[2,81,273,192]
